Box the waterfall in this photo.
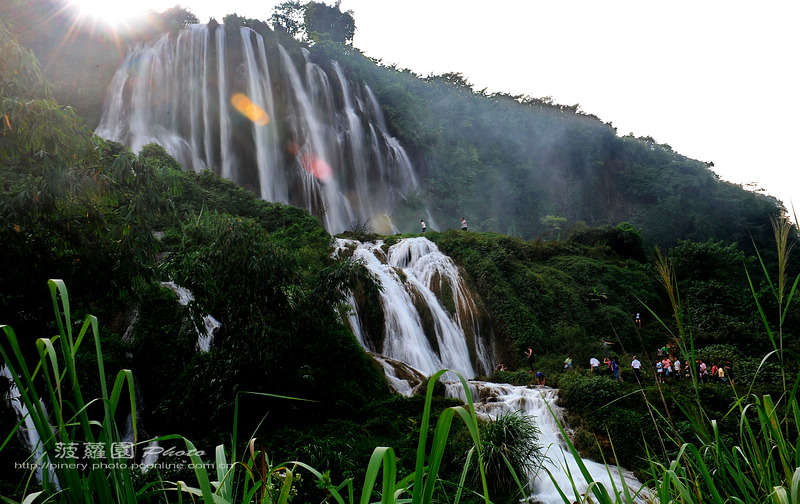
[161,281,220,352]
[446,381,645,503]
[141,440,161,472]
[96,23,420,234]
[1,365,58,486]
[338,237,494,382]
[339,238,644,499]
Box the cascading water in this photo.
[446,381,646,503]
[96,23,419,234]
[339,238,644,499]
[338,237,494,384]
[1,365,58,486]
[161,281,220,352]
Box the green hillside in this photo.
[2,0,784,248]
[2,3,800,503]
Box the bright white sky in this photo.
[76,0,800,216]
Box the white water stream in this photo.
[447,381,646,503]
[338,237,493,382]
[339,237,645,502]
[161,281,220,352]
[1,365,58,486]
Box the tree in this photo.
[0,17,44,98]
[304,1,355,45]
[153,5,198,29]
[670,239,747,284]
[269,1,306,38]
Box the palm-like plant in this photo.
[478,410,543,498]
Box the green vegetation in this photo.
[475,411,543,499]
[4,0,784,250]
[2,4,800,503]
[428,226,663,363]
[296,45,781,247]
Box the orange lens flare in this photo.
[230,93,269,126]
[300,153,332,181]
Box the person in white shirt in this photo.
[631,356,642,382]
[589,357,600,374]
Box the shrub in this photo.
[477,410,543,498]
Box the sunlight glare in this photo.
[300,153,333,181]
[231,93,270,126]
[67,0,148,25]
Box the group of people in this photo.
[658,358,734,383]
[655,356,683,383]
[496,343,734,388]
[589,356,626,381]
[418,218,469,234]
[695,359,734,384]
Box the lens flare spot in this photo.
[287,141,300,155]
[300,153,332,181]
[231,93,269,126]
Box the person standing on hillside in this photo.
[420,219,426,234]
[724,360,734,385]
[612,357,621,381]
[461,217,468,231]
[564,355,573,370]
[698,359,707,383]
[631,356,642,382]
[589,356,600,374]
[525,347,535,371]
[663,357,672,381]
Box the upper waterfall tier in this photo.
[95,24,418,234]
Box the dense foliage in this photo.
[3,4,800,503]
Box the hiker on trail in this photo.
[564,355,573,370]
[589,356,600,373]
[634,313,642,328]
[656,360,663,383]
[724,361,734,385]
[525,347,535,371]
[612,358,621,381]
[461,217,468,231]
[420,220,426,234]
[631,356,642,382]
[536,371,546,386]
[602,338,614,353]
[674,358,682,379]
[698,360,707,383]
